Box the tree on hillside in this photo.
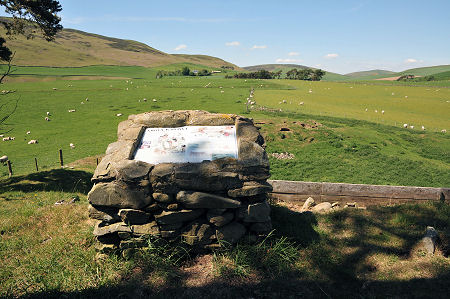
[0,0,62,133]
[311,69,326,81]
[181,66,190,76]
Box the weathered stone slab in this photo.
[244,201,271,223]
[132,221,160,236]
[129,110,189,127]
[117,120,144,141]
[216,222,246,244]
[154,209,205,225]
[228,181,273,198]
[187,111,236,126]
[152,192,174,203]
[88,182,152,209]
[182,221,214,246]
[120,238,148,249]
[118,209,150,225]
[111,160,153,182]
[93,222,132,236]
[236,117,264,146]
[207,211,234,227]
[88,204,120,223]
[238,140,269,167]
[177,191,241,209]
[312,202,332,213]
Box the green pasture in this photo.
[0,68,449,187]
[255,79,450,131]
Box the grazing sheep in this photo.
[0,134,3,137]
[0,155,8,163]
[26,131,31,134]
[28,139,38,144]
[442,129,447,133]
[405,96,408,98]
[403,124,408,128]
[3,137,14,141]
[410,125,414,129]
[375,110,378,113]
[153,99,157,102]
[52,87,57,90]
[421,126,425,131]
[46,112,50,116]
[391,92,395,95]
[45,117,50,121]
[308,89,312,93]
[70,143,75,149]
[365,108,368,112]
[282,100,287,103]
[85,98,89,101]
[381,110,385,114]
[81,102,84,104]
[68,109,76,112]
[116,113,123,117]
[300,102,304,105]
[143,98,147,102]
[220,90,224,93]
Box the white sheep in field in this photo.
[381,110,385,114]
[45,117,50,121]
[403,124,408,128]
[26,131,31,135]
[116,113,123,117]
[85,98,89,101]
[410,125,414,129]
[0,134,3,137]
[300,102,304,105]
[282,100,287,103]
[28,139,38,144]
[70,143,75,149]
[68,109,76,113]
[153,99,157,102]
[46,112,51,116]
[421,126,425,131]
[442,129,447,133]
[375,110,378,113]
[250,101,255,105]
[365,108,368,112]
[3,137,14,141]
[0,155,8,163]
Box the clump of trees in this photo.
[156,66,211,78]
[227,68,325,81]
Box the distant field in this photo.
[0,67,449,187]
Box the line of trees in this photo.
[156,66,211,78]
[226,68,326,81]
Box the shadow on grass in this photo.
[0,168,93,195]
[9,198,450,298]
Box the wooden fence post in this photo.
[7,160,12,177]
[59,149,63,167]
[35,157,39,171]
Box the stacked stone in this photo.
[87,110,272,254]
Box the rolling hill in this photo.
[345,70,395,77]
[0,24,239,69]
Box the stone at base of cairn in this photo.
[87,110,272,254]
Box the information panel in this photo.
[133,125,238,164]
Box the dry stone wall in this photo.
[88,110,272,254]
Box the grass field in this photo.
[0,66,449,298]
[0,167,449,298]
[0,67,449,186]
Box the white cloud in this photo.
[225,41,240,46]
[174,44,187,51]
[288,52,300,56]
[404,58,423,63]
[276,58,303,63]
[251,45,267,49]
[325,53,339,59]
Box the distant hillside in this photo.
[0,22,238,69]
[243,64,310,72]
[396,65,450,77]
[345,70,395,77]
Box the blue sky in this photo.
[7,0,450,73]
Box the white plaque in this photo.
[133,125,238,164]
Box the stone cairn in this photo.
[87,110,273,254]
